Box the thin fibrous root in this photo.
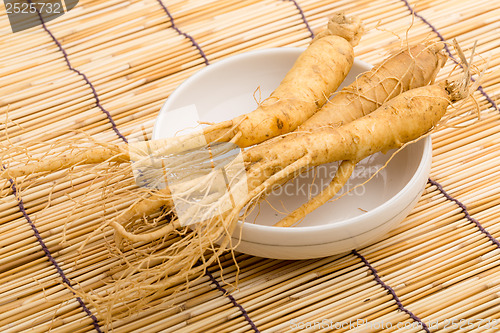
[111,219,180,245]
[1,146,128,179]
[110,150,246,244]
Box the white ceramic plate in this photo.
[153,48,432,260]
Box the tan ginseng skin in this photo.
[299,42,447,131]
[109,42,448,242]
[112,82,456,243]
[242,83,455,228]
[202,13,363,147]
[1,13,363,180]
[246,84,452,175]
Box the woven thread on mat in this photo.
[204,268,261,332]
[156,0,209,65]
[400,0,498,111]
[26,0,128,143]
[151,3,261,329]
[283,0,315,39]
[11,3,113,332]
[428,178,500,248]
[2,167,102,333]
[400,0,500,248]
[352,250,431,332]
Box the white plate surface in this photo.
[153,48,432,259]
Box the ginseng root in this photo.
[300,42,447,130]
[1,13,363,180]
[246,41,447,162]
[112,75,468,246]
[108,77,469,299]
[110,41,448,241]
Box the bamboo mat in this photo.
[1,0,500,332]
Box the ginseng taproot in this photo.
[1,13,363,180]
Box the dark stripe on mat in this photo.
[428,178,500,248]
[205,268,261,332]
[156,0,210,65]
[400,0,498,111]
[2,166,102,333]
[352,250,431,332]
[283,0,315,39]
[27,0,128,143]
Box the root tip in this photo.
[314,12,364,46]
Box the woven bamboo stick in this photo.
[1,0,500,332]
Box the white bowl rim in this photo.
[152,47,432,237]
[241,136,432,234]
[232,192,420,246]
[154,47,374,136]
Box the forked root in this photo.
[111,154,312,245]
[110,53,474,245]
[111,212,180,246]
